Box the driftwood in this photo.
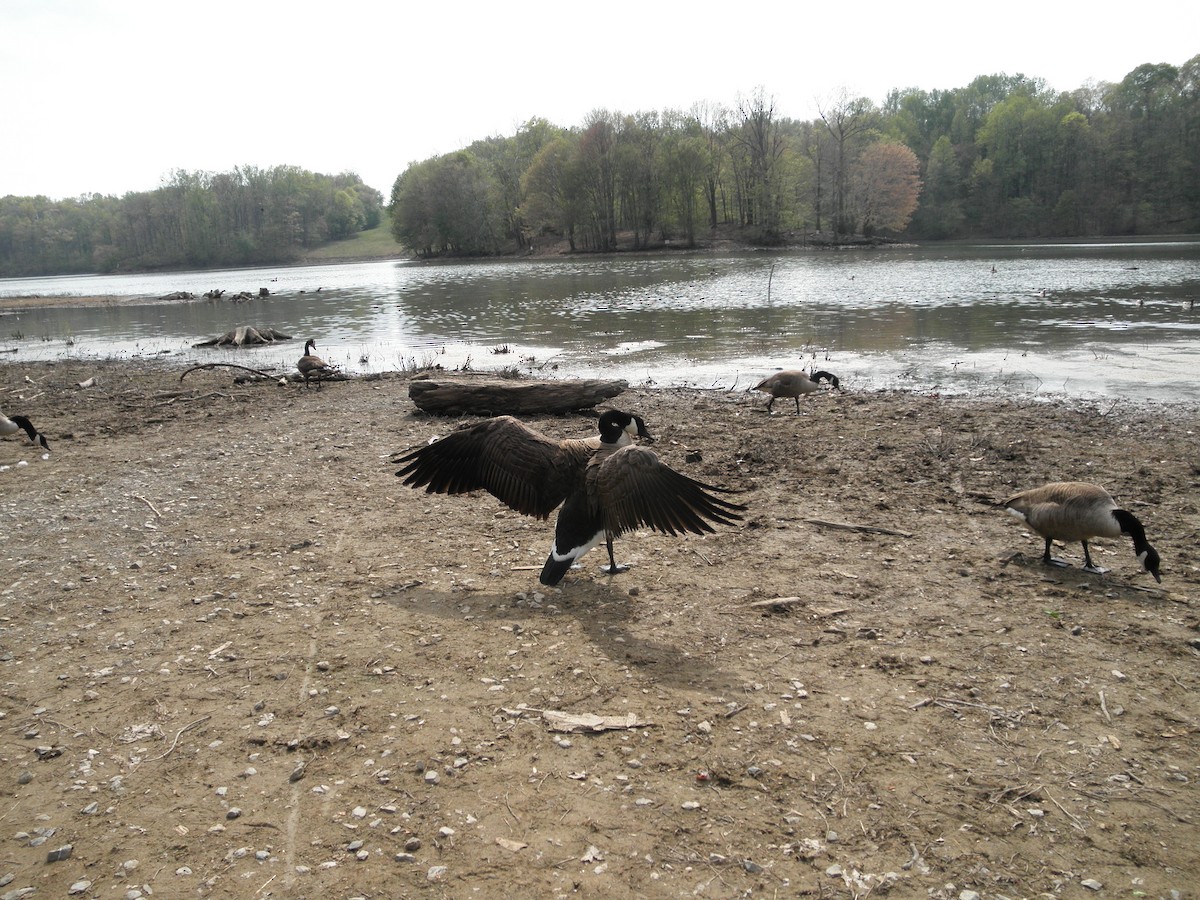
[804,518,913,538]
[408,374,627,415]
[180,363,278,382]
[193,326,293,348]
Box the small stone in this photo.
[825,864,843,877]
[356,849,369,861]
[404,837,422,852]
[121,860,139,872]
[438,827,455,838]
[352,806,368,819]
[959,892,981,900]
[67,881,92,895]
[46,844,74,862]
[17,771,32,785]
[347,840,364,851]
[1081,879,1103,891]
[426,865,448,882]
[175,866,193,876]
[226,807,242,820]
[742,860,764,874]
[394,853,418,863]
[424,770,440,785]
[681,801,701,810]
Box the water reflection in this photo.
[2,242,1199,402]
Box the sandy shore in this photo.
[1,357,1197,898]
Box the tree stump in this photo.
[193,326,293,348]
[408,374,627,416]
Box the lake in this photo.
[2,240,1199,403]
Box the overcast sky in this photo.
[2,0,1195,201]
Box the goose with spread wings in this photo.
[393,409,746,585]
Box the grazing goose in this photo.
[1003,481,1161,582]
[754,369,840,414]
[297,339,338,388]
[1,412,50,453]
[394,410,746,586]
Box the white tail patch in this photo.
[548,531,606,565]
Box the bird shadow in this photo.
[377,576,734,690]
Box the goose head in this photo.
[598,409,654,445]
[304,339,317,355]
[1139,545,1163,583]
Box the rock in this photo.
[1081,879,1103,891]
[68,883,93,896]
[46,844,74,862]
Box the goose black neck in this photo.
[1112,508,1150,550]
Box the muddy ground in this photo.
[1,355,1197,900]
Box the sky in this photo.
[1,0,1195,201]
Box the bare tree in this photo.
[817,91,878,235]
[734,87,787,240]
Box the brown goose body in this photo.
[1003,481,1161,582]
[754,369,840,413]
[298,339,338,388]
[1,412,50,452]
[394,410,745,585]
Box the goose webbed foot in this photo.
[1081,564,1110,575]
[1045,556,1072,568]
[600,563,630,575]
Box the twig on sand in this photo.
[180,363,277,382]
[133,494,163,518]
[804,518,913,538]
[147,715,212,762]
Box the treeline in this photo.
[0,166,383,276]
[390,56,1200,256]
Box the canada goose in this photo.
[394,410,746,586]
[1,412,50,453]
[753,369,840,414]
[1003,481,1161,582]
[297,339,338,388]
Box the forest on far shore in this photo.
[1,55,1197,277]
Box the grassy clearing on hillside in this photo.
[302,215,408,261]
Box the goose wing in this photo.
[591,446,746,538]
[394,416,591,519]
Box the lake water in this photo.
[2,240,1199,402]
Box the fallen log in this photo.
[408,374,627,415]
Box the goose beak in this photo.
[632,415,654,443]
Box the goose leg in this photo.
[1080,541,1110,575]
[599,535,630,575]
[1042,537,1071,568]
[793,397,801,415]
